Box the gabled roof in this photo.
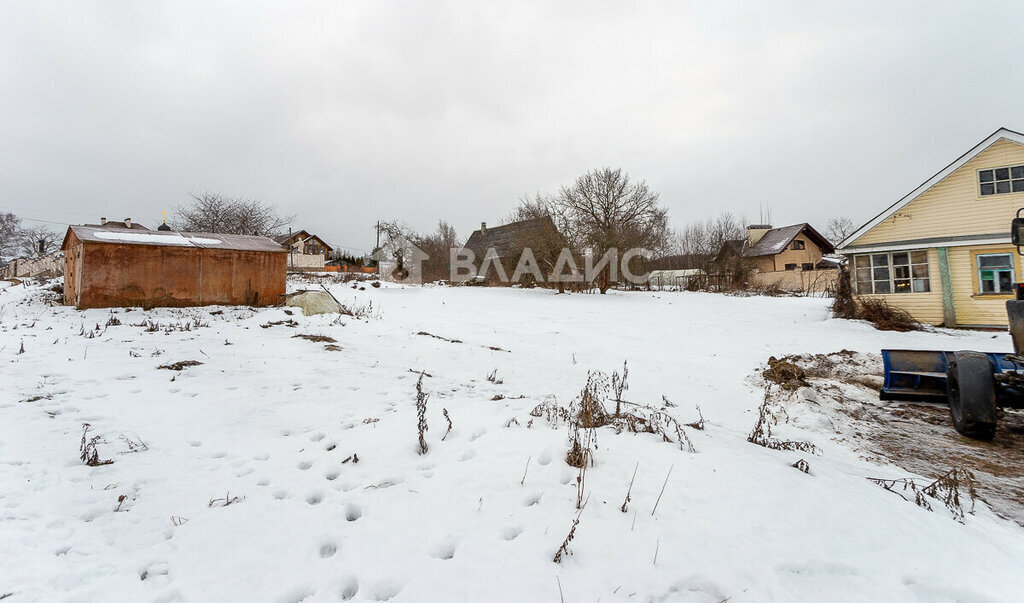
[274,230,333,252]
[464,217,559,259]
[62,225,287,253]
[838,127,1024,250]
[744,223,834,257]
[714,224,833,262]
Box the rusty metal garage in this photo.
[61,224,287,309]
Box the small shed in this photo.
[61,224,287,309]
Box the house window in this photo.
[977,253,1015,293]
[785,263,797,270]
[791,240,806,250]
[854,251,929,294]
[979,165,1024,195]
[801,263,814,271]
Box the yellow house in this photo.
[838,127,1024,328]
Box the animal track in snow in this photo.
[325,470,340,481]
[297,461,313,470]
[319,542,338,558]
[368,581,403,601]
[344,503,362,521]
[459,450,476,462]
[309,432,325,442]
[189,441,202,447]
[256,478,270,487]
[537,448,552,465]
[253,453,270,461]
[338,576,360,600]
[469,429,486,441]
[236,467,254,477]
[522,492,543,507]
[429,539,457,560]
[324,441,337,451]
[306,491,324,505]
[502,525,524,541]
[272,489,289,500]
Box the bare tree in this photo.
[0,212,22,256]
[17,224,61,256]
[414,220,462,282]
[552,168,669,293]
[378,220,417,280]
[173,192,294,236]
[826,217,856,245]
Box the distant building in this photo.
[61,220,286,308]
[0,253,63,279]
[462,217,562,282]
[715,223,838,293]
[274,230,333,272]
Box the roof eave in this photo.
[839,127,1024,250]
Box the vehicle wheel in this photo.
[946,351,998,440]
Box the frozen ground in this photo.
[2,277,1023,602]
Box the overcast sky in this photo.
[1,1,1022,252]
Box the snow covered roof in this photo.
[743,223,833,257]
[63,225,287,253]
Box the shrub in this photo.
[831,265,920,331]
[856,298,920,332]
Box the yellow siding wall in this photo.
[855,248,946,326]
[849,138,1024,247]
[948,244,1021,327]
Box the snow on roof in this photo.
[743,223,834,257]
[66,225,286,253]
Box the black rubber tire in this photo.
[946,351,998,440]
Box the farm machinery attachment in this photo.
[880,211,1024,439]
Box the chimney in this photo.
[100,217,107,225]
[747,224,772,246]
[124,218,132,229]
[481,222,487,234]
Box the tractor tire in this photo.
[946,351,998,440]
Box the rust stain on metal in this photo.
[62,229,286,309]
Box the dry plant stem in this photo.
[521,456,531,486]
[621,462,638,512]
[415,372,429,454]
[653,539,660,565]
[651,464,674,516]
[442,408,453,441]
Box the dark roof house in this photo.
[463,217,560,260]
[716,223,834,263]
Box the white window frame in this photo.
[978,164,1024,196]
[854,250,930,294]
[976,253,1015,294]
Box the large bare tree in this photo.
[552,168,669,293]
[825,216,856,245]
[173,192,294,236]
[0,212,22,256]
[17,224,61,256]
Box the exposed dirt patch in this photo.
[157,360,203,371]
[761,351,1024,525]
[293,334,337,343]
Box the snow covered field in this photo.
[2,277,1023,602]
